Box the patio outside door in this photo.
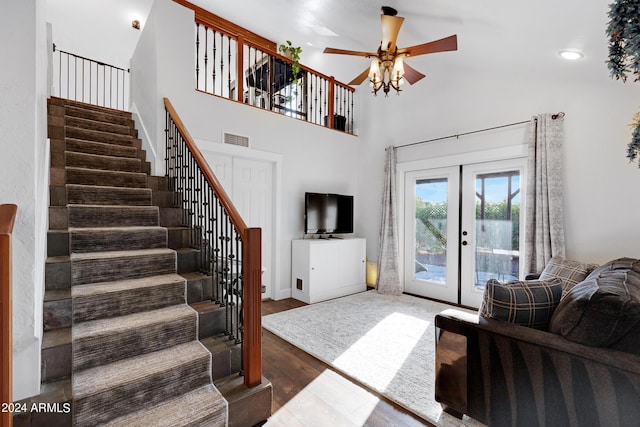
[404,159,525,307]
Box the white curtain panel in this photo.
[377,146,402,295]
[525,114,566,275]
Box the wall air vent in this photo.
[223,132,249,147]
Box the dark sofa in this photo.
[434,258,640,426]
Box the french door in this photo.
[404,158,526,308]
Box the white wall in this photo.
[131,0,364,299]
[356,64,640,268]
[0,0,49,400]
[45,0,153,70]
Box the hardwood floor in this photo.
[261,298,432,427]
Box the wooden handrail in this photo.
[1,204,17,427]
[163,99,262,387]
[174,0,276,53]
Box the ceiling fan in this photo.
[323,6,458,96]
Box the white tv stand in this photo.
[291,238,366,304]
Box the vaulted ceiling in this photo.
[189,0,615,85]
[46,0,617,91]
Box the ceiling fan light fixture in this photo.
[391,55,405,81]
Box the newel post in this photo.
[243,227,262,387]
[1,204,17,427]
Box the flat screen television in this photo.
[305,192,354,235]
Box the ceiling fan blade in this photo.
[348,67,371,86]
[381,15,405,52]
[402,63,426,85]
[398,34,458,56]
[323,47,376,57]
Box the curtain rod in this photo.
[393,112,565,150]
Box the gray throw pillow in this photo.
[549,258,640,353]
[539,256,598,296]
[479,278,563,330]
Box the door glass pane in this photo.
[415,178,448,284]
[474,171,520,290]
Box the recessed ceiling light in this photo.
[559,50,583,60]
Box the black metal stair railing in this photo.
[165,110,244,346]
[52,44,129,111]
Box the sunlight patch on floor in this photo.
[265,369,380,426]
[333,312,430,391]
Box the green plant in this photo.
[278,40,303,101]
[606,0,640,166]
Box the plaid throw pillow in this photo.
[539,256,598,296]
[479,278,563,330]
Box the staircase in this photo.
[11,98,274,426]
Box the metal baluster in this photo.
[235,233,242,344]
[196,23,200,88]
[109,66,113,108]
[204,26,208,92]
[227,35,232,99]
[212,30,217,94]
[320,78,325,125]
[350,90,354,134]
[220,35,224,96]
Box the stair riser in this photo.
[73,355,211,426]
[67,186,152,207]
[41,341,71,383]
[71,252,176,285]
[68,207,158,228]
[73,282,186,323]
[152,191,179,208]
[168,228,190,250]
[197,306,227,339]
[73,315,197,371]
[65,138,139,159]
[64,115,132,136]
[147,176,170,192]
[211,345,242,380]
[44,298,71,331]
[70,228,167,253]
[48,231,69,257]
[45,259,71,290]
[186,275,213,304]
[65,126,134,146]
[66,168,147,188]
[160,207,184,227]
[66,152,142,173]
[177,250,201,274]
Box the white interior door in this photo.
[404,167,460,304]
[232,158,274,300]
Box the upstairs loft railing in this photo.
[52,45,129,111]
[1,204,17,427]
[177,0,356,134]
[163,98,263,388]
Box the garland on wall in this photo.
[606,0,640,166]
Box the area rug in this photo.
[263,291,485,426]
